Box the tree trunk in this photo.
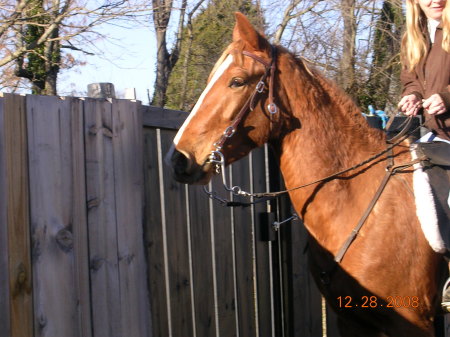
[178,22,194,110]
[339,0,356,93]
[151,0,175,107]
[42,2,60,95]
[152,29,171,106]
[177,0,205,110]
[14,0,61,95]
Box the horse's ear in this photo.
[233,12,267,51]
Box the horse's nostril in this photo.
[171,149,192,175]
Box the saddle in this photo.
[415,141,450,254]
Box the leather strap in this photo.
[334,168,393,263]
[334,149,426,263]
[386,115,414,143]
[213,46,277,151]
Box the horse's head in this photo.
[169,13,277,185]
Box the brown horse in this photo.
[169,12,448,337]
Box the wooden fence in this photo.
[0,94,150,337]
[0,93,448,337]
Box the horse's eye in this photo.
[229,77,246,88]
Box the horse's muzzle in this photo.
[169,148,211,185]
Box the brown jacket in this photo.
[400,21,450,140]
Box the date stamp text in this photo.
[337,296,419,309]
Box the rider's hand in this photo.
[398,94,422,116]
[422,94,447,115]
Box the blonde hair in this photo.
[444,1,450,49]
[401,0,450,71]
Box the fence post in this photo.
[87,83,116,99]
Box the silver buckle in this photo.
[268,103,278,114]
[223,126,236,138]
[256,81,265,93]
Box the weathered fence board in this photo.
[141,106,187,130]
[210,167,238,337]
[252,146,276,337]
[161,129,195,337]
[143,128,170,337]
[188,185,217,337]
[26,95,88,337]
[84,98,151,337]
[1,94,33,337]
[281,218,324,337]
[69,97,93,337]
[187,184,217,337]
[84,98,122,337]
[0,95,8,337]
[232,156,260,337]
[111,100,150,337]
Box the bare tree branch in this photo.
[0,0,149,67]
[274,0,323,44]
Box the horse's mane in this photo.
[276,45,385,148]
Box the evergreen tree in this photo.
[361,1,403,111]
[165,0,263,110]
[15,0,60,95]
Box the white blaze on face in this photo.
[173,54,234,146]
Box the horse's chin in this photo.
[172,163,214,185]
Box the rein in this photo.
[206,115,422,205]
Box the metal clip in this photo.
[272,213,298,231]
[231,186,242,196]
[209,151,222,164]
[209,150,225,174]
[230,186,251,197]
[203,186,228,206]
[213,142,222,150]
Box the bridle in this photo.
[204,46,278,200]
[209,46,278,157]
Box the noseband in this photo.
[208,45,278,177]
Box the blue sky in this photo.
[57,23,156,104]
[54,2,314,105]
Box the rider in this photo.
[397,0,450,311]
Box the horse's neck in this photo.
[275,57,386,250]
